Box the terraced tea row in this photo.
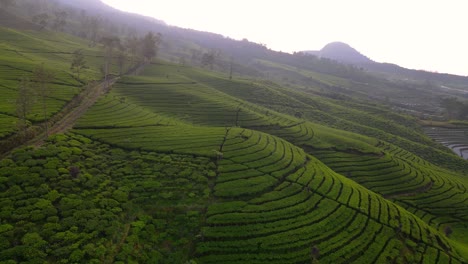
[0,114,17,138]
[76,126,227,157]
[75,93,179,128]
[424,126,468,159]
[311,145,468,233]
[196,129,461,263]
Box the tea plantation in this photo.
[0,25,467,264]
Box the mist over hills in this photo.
[304,41,468,87]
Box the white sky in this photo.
[101,0,468,76]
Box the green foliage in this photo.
[70,49,87,79]
[0,25,136,136]
[0,134,214,263]
[1,24,468,263]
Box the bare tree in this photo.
[32,13,49,30]
[15,77,34,136]
[52,10,67,31]
[141,32,162,62]
[70,49,87,79]
[87,16,101,46]
[229,56,233,80]
[32,63,55,138]
[126,36,142,64]
[116,49,127,75]
[201,51,215,70]
[100,36,120,85]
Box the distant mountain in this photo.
[303,42,373,64]
[304,42,468,85]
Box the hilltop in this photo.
[303,42,373,64]
[0,1,467,263]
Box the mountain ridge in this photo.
[303,41,373,64]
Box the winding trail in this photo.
[0,62,147,159]
[33,77,119,147]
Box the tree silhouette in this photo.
[141,32,162,62]
[100,36,120,84]
[32,63,55,138]
[70,49,87,79]
[15,77,34,136]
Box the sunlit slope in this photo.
[76,64,384,157]
[76,119,466,262]
[111,71,298,128]
[197,128,464,263]
[73,63,468,262]
[180,67,466,172]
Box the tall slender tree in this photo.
[141,32,162,62]
[52,10,67,31]
[32,13,49,30]
[32,63,55,138]
[15,77,34,136]
[70,49,87,79]
[100,36,120,85]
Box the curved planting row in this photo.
[312,143,468,237]
[112,78,271,127]
[424,126,468,159]
[0,114,17,138]
[195,128,461,263]
[75,126,227,157]
[258,122,315,146]
[214,128,307,198]
[112,74,304,129]
[75,93,178,128]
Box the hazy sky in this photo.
[101,0,468,76]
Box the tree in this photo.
[32,63,55,138]
[229,56,233,80]
[141,32,162,62]
[101,36,120,85]
[32,13,49,30]
[70,49,87,79]
[116,50,127,75]
[201,51,215,70]
[86,16,101,46]
[126,36,142,63]
[15,77,34,136]
[52,10,67,31]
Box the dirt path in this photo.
[30,77,118,147]
[0,63,146,158]
[35,78,118,145]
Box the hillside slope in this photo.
[0,13,467,264]
[72,63,468,262]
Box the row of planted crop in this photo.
[114,84,270,127]
[75,94,177,128]
[75,126,227,157]
[114,76,295,128]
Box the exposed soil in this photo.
[33,77,119,146]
